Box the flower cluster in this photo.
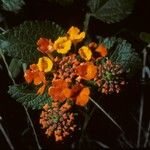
[40,102,76,141]
[24,26,125,141]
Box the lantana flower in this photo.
[78,46,92,61]
[76,87,90,106]
[24,26,126,142]
[48,79,72,102]
[37,38,54,54]
[24,64,46,85]
[76,62,97,80]
[37,56,53,73]
[53,37,72,54]
[39,102,76,142]
[67,26,85,44]
[24,64,47,95]
[96,44,108,57]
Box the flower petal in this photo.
[37,56,53,73]
[54,37,72,54]
[78,46,92,61]
[96,44,107,57]
[76,87,90,106]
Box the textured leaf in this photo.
[1,0,25,12]
[8,84,52,109]
[87,0,135,23]
[98,37,142,78]
[0,21,65,64]
[9,58,22,78]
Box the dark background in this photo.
[0,0,150,149]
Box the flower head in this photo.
[94,60,125,94]
[53,37,71,54]
[37,56,53,73]
[39,102,76,141]
[53,54,80,83]
[78,46,92,61]
[67,26,85,44]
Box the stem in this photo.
[144,120,150,148]
[89,97,124,133]
[0,49,16,85]
[137,47,148,148]
[0,117,14,150]
[22,63,42,150]
[0,49,42,149]
[83,13,91,32]
[136,94,144,148]
[23,106,42,150]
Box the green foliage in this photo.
[9,58,22,78]
[8,84,52,109]
[0,0,25,12]
[139,32,150,44]
[98,37,142,78]
[87,0,135,23]
[0,21,65,64]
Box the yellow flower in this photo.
[53,37,71,54]
[67,26,85,44]
[78,46,92,61]
[37,56,53,73]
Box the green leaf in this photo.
[139,32,150,44]
[98,37,142,78]
[87,0,135,23]
[1,0,25,12]
[0,21,65,64]
[8,84,52,109]
[9,58,22,78]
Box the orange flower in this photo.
[76,62,97,80]
[95,44,107,57]
[76,87,90,106]
[37,38,54,54]
[24,64,46,85]
[48,79,72,102]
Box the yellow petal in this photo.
[67,26,85,44]
[78,46,92,61]
[53,36,72,54]
[37,56,53,73]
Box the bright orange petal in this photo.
[84,63,97,80]
[76,63,97,80]
[76,87,90,106]
[52,79,68,88]
[37,38,49,53]
[62,88,72,99]
[24,70,33,83]
[96,44,107,57]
